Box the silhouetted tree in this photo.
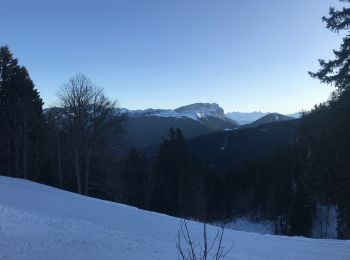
[0,46,43,179]
[58,73,123,195]
[307,0,350,238]
[119,148,145,208]
[151,128,195,217]
[309,0,350,92]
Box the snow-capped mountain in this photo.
[226,111,301,125]
[239,113,295,129]
[175,103,226,120]
[121,103,228,121]
[122,103,238,148]
[120,104,302,148]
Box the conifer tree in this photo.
[307,0,350,238]
[0,46,43,179]
[119,148,145,208]
[310,0,350,92]
[151,128,195,217]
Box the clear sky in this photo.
[0,0,343,114]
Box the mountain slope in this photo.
[188,120,299,170]
[226,111,301,125]
[240,113,294,129]
[125,116,211,148]
[0,176,349,260]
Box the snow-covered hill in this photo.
[0,177,349,260]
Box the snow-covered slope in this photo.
[0,177,349,260]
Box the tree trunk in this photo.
[84,153,90,196]
[7,133,11,176]
[22,129,28,179]
[74,148,82,194]
[14,130,20,178]
[58,141,63,189]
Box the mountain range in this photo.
[226,111,301,125]
[121,103,301,148]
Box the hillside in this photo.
[0,176,349,260]
[188,120,299,170]
[240,113,295,129]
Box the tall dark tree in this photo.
[151,128,195,217]
[306,0,350,238]
[289,185,315,237]
[0,46,43,179]
[119,148,145,208]
[309,0,350,92]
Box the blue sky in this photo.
[0,0,343,113]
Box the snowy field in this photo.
[0,176,349,260]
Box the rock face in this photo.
[174,103,225,120]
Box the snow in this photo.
[0,176,349,260]
[287,112,302,119]
[312,205,338,239]
[121,103,226,121]
[220,217,275,235]
[226,111,300,125]
[122,108,184,119]
[225,111,269,125]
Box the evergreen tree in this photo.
[0,46,43,179]
[151,128,195,217]
[306,0,350,238]
[289,185,315,237]
[309,0,350,92]
[119,148,145,208]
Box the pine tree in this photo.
[151,128,195,217]
[309,0,350,92]
[289,185,315,237]
[0,46,43,179]
[119,148,145,208]
[306,0,350,238]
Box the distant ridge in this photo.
[240,113,295,129]
[226,111,301,125]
